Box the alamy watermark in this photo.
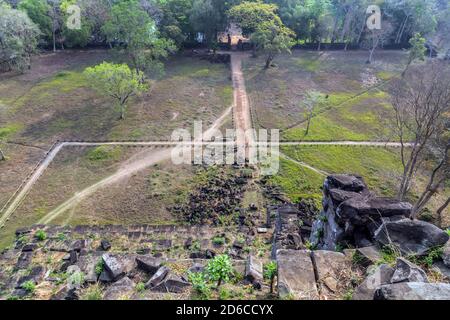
[171,122,280,176]
[367,5,382,30]
[66,5,81,30]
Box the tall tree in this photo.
[390,61,450,202]
[251,20,295,69]
[302,90,327,136]
[102,0,175,79]
[0,1,40,72]
[84,62,148,120]
[402,32,426,76]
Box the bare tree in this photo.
[363,22,393,64]
[390,61,450,202]
[437,197,450,228]
[302,91,327,136]
[411,140,449,220]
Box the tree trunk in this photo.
[0,148,5,161]
[270,278,274,294]
[53,30,56,52]
[120,104,126,120]
[217,278,222,287]
[437,197,450,228]
[305,112,313,136]
[265,55,273,69]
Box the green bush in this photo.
[263,261,277,294]
[188,272,211,300]
[81,284,103,300]
[35,230,47,241]
[135,282,145,293]
[22,280,36,294]
[212,236,225,246]
[205,254,233,287]
[95,259,104,276]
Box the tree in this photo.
[251,20,295,69]
[228,1,281,37]
[205,254,233,287]
[102,0,175,80]
[84,62,148,120]
[18,0,53,45]
[403,32,426,76]
[0,2,40,72]
[362,21,394,64]
[263,261,277,294]
[190,0,238,47]
[302,90,327,136]
[60,0,92,48]
[229,1,295,68]
[390,61,450,203]
[159,0,195,47]
[411,140,449,221]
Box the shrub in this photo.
[206,254,233,287]
[35,230,47,241]
[219,286,232,300]
[22,280,36,294]
[81,284,103,300]
[188,272,211,300]
[95,259,104,276]
[263,261,277,294]
[212,236,225,246]
[68,271,85,289]
[135,282,145,293]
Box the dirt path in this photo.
[231,53,254,158]
[36,106,232,224]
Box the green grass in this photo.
[281,146,403,197]
[86,146,122,162]
[294,57,322,72]
[268,157,324,205]
[0,123,23,139]
[283,90,393,141]
[377,71,396,81]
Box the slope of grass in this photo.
[281,146,403,197]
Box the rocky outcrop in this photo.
[312,251,349,297]
[374,283,450,300]
[352,264,395,300]
[276,250,319,300]
[375,219,450,256]
[443,240,450,267]
[391,258,428,283]
[245,255,263,287]
[311,175,413,250]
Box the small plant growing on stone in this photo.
[135,282,145,293]
[22,280,36,294]
[343,289,354,300]
[264,261,277,294]
[446,229,450,237]
[212,236,225,246]
[17,235,29,245]
[206,254,233,287]
[35,230,47,241]
[68,271,85,289]
[81,284,103,300]
[188,272,211,300]
[219,286,232,300]
[57,233,67,241]
[95,259,104,276]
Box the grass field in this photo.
[0,50,233,219]
[243,50,407,141]
[269,145,449,226]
